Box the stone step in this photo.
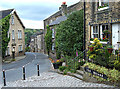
[67,72,83,80]
[76,70,84,76]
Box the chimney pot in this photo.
[62,2,66,5]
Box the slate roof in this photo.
[0,9,14,20]
[0,9,25,28]
[49,15,67,26]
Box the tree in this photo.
[0,15,11,58]
[55,10,83,57]
[45,25,52,55]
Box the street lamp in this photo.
[12,47,15,59]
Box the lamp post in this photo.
[12,47,15,59]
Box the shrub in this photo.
[114,60,120,71]
[59,66,67,72]
[63,69,68,75]
[11,59,16,62]
[70,69,76,73]
[60,58,65,62]
[83,62,120,82]
[25,47,31,52]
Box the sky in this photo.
[0,0,80,29]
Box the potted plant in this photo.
[103,30,110,35]
[89,45,94,51]
[52,59,62,69]
[107,45,113,54]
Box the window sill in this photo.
[98,6,109,11]
[90,41,107,44]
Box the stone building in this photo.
[85,1,120,50]
[30,32,43,53]
[43,1,83,58]
[0,9,25,58]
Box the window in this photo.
[31,39,34,41]
[8,47,9,55]
[19,45,22,52]
[98,0,109,10]
[52,28,55,38]
[18,30,22,39]
[52,43,55,51]
[11,16,14,25]
[102,25,108,38]
[12,30,15,40]
[93,26,99,38]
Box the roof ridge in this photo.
[0,8,14,12]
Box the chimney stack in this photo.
[60,2,67,16]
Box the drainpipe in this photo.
[84,1,86,60]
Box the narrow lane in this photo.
[2,52,52,82]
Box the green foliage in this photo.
[59,66,67,72]
[55,10,83,57]
[98,3,109,9]
[0,15,11,58]
[70,69,76,73]
[87,38,111,67]
[63,69,68,75]
[11,59,16,62]
[25,47,31,52]
[60,58,65,62]
[114,60,120,71]
[45,25,52,55]
[83,62,120,82]
[25,29,41,46]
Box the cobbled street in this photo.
[2,72,115,87]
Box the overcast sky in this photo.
[0,0,80,29]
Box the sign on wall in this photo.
[84,67,108,80]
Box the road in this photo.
[2,52,52,82]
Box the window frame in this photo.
[93,26,99,38]
[11,15,14,25]
[12,30,15,40]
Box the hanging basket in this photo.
[53,63,59,69]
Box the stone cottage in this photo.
[43,1,83,58]
[0,9,25,58]
[30,32,43,53]
[85,1,120,50]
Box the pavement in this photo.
[3,55,26,64]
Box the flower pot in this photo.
[107,48,113,54]
[89,47,94,51]
[59,62,62,66]
[53,63,59,69]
